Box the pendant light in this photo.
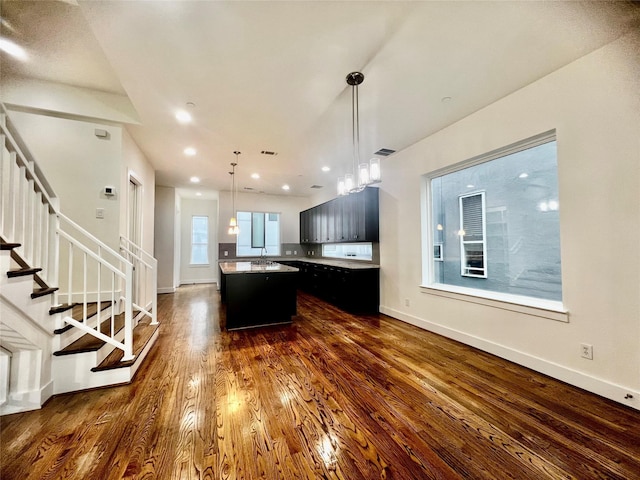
[228,151,240,235]
[338,72,381,196]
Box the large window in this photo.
[190,215,209,265]
[427,132,562,302]
[237,211,281,256]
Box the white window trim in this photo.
[420,129,565,317]
[420,283,569,323]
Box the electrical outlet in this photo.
[581,343,593,360]
[224,251,228,257]
[404,298,410,307]
[294,250,297,255]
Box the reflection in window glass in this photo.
[191,216,209,264]
[251,212,265,248]
[429,135,562,301]
[237,211,280,256]
[459,192,486,277]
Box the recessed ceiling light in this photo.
[0,38,27,61]
[282,184,290,191]
[441,96,452,103]
[519,172,529,179]
[321,166,330,172]
[466,184,475,188]
[190,176,200,183]
[184,147,196,156]
[251,173,260,179]
[196,192,202,196]
[175,110,192,124]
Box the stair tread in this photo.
[52,301,113,334]
[70,301,113,322]
[54,308,141,355]
[31,287,58,299]
[7,267,42,278]
[0,242,20,250]
[92,318,158,371]
[50,303,75,315]
[54,311,127,355]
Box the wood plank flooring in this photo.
[1,284,639,479]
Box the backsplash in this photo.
[218,242,379,263]
[219,243,306,260]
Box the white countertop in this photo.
[219,261,299,274]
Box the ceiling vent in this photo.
[310,185,323,189]
[244,187,255,191]
[374,148,395,156]
[261,150,278,156]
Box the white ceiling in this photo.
[1,0,638,197]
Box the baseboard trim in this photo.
[158,287,176,294]
[380,305,640,411]
[179,278,217,286]
[40,379,53,406]
[0,379,54,416]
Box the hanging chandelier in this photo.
[338,71,381,196]
[228,152,240,235]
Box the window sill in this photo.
[419,284,568,323]
[189,264,211,268]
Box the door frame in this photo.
[127,169,143,247]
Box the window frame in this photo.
[420,130,568,320]
[190,215,209,265]
[236,210,281,257]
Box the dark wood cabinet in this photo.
[220,268,298,329]
[299,211,308,243]
[281,260,379,314]
[299,187,379,244]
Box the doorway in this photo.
[127,173,143,306]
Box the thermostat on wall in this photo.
[104,186,116,196]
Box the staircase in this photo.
[0,104,159,415]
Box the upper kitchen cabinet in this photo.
[300,187,379,244]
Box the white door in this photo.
[128,176,142,305]
[128,178,142,247]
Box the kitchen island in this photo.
[219,261,299,330]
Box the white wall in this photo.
[7,110,123,251]
[122,128,155,254]
[1,75,140,125]
[218,190,308,244]
[379,33,640,409]
[155,186,178,293]
[180,198,219,285]
[174,195,182,288]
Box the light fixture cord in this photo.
[352,82,360,177]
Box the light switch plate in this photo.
[96,208,104,219]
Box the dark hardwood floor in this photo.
[2,284,639,479]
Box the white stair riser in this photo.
[0,250,14,273]
[1,278,55,332]
[52,352,130,395]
